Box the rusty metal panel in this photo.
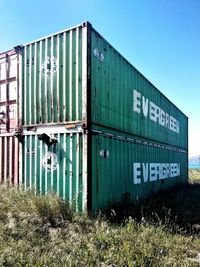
[90,29,188,150]
[0,135,19,185]
[22,23,90,126]
[21,129,87,211]
[91,128,188,211]
[0,49,21,133]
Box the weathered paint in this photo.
[91,128,188,211]
[0,135,19,185]
[0,22,188,212]
[90,29,188,149]
[21,130,86,211]
[0,49,21,186]
[22,23,88,126]
[0,48,21,133]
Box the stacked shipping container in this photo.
[0,22,188,211]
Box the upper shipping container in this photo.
[90,29,188,149]
[20,22,188,150]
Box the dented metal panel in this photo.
[90,29,188,149]
[21,131,87,211]
[22,23,87,126]
[91,128,188,211]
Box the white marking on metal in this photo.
[69,30,73,121]
[76,28,79,121]
[43,151,58,172]
[93,48,104,62]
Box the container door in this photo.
[22,131,85,211]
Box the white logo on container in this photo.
[42,152,58,171]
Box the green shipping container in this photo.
[21,125,187,212]
[91,128,187,211]
[22,22,188,150]
[1,22,188,211]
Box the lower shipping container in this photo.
[17,126,188,211]
[21,131,87,211]
[91,128,188,211]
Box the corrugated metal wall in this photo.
[0,22,188,212]
[0,49,20,132]
[0,135,19,185]
[21,131,86,211]
[22,26,84,126]
[0,49,21,186]
[90,29,188,150]
[91,129,188,211]
[19,22,89,211]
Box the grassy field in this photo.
[0,170,200,266]
[189,169,200,183]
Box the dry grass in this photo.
[189,169,200,183]
[0,170,199,266]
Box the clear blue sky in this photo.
[1,0,199,157]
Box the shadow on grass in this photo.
[106,183,200,234]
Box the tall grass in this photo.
[0,170,199,266]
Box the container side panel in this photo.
[91,130,188,211]
[22,27,83,126]
[91,30,188,149]
[22,132,84,211]
[0,135,19,185]
[0,51,19,133]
